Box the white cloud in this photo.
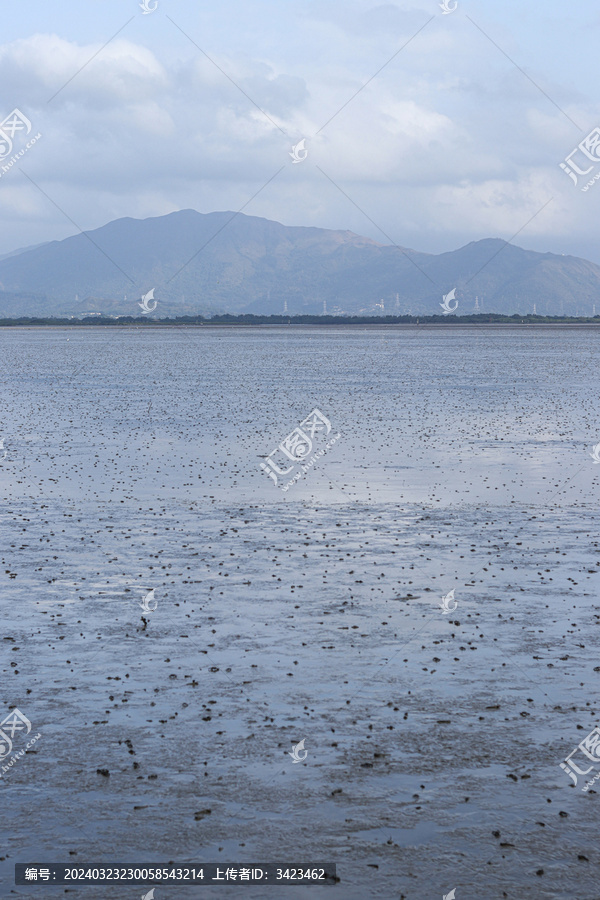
[0,3,597,264]
[0,34,167,105]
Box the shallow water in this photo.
[1,325,600,898]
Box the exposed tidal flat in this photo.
[1,325,600,898]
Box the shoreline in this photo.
[2,321,600,329]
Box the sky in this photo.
[0,0,599,263]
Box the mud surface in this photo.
[1,325,600,899]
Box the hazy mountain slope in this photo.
[0,210,597,316]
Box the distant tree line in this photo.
[0,313,600,326]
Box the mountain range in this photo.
[0,209,598,317]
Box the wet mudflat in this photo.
[1,325,600,899]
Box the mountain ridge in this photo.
[0,209,597,317]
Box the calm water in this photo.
[1,326,600,898]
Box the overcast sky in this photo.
[0,0,599,263]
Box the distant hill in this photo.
[0,209,597,317]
